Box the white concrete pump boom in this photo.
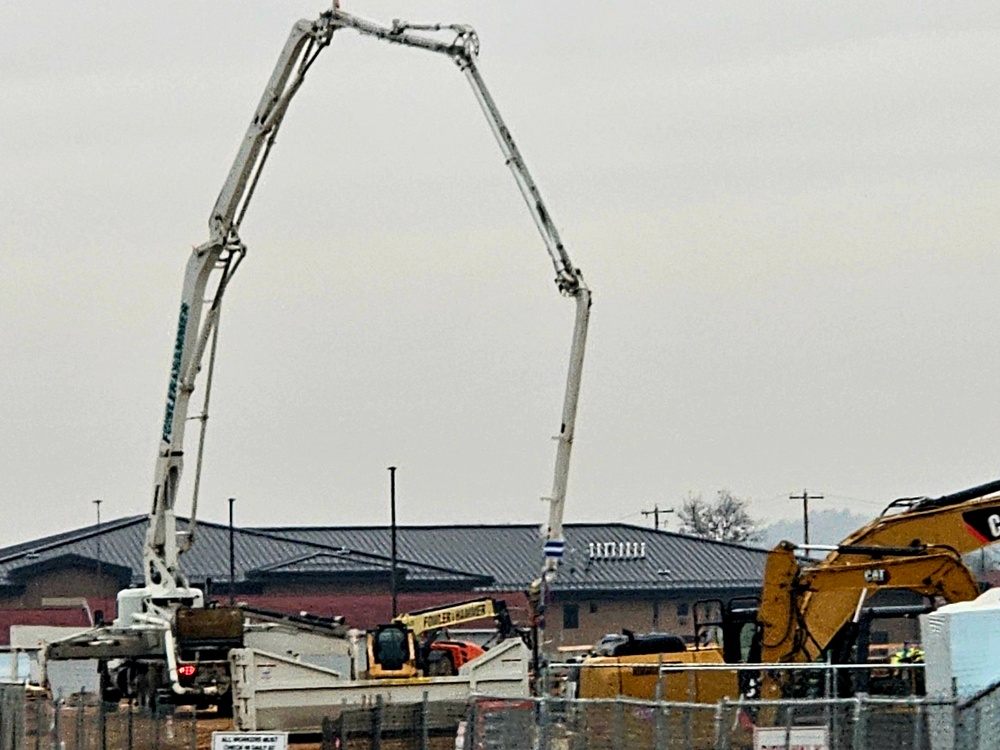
[145,6,590,620]
[145,14,338,597]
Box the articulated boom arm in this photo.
[145,14,337,595]
[333,13,591,586]
[758,541,980,667]
[394,598,510,637]
[146,8,590,607]
[829,477,1000,564]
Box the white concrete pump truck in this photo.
[46,5,590,711]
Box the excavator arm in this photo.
[830,478,1000,562]
[752,479,1000,673]
[758,541,980,667]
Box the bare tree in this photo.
[678,490,762,543]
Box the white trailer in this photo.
[229,637,531,732]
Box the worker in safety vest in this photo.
[890,645,925,695]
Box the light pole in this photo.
[388,467,399,617]
[228,497,236,606]
[93,499,103,607]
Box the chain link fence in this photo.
[457,694,955,750]
[0,687,197,750]
[950,679,1000,750]
[4,675,1000,750]
[319,696,467,750]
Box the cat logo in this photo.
[962,507,1000,544]
[864,568,889,585]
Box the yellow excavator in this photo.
[366,597,524,679]
[577,478,1000,702]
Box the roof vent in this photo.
[588,541,646,560]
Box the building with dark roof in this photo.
[0,517,770,650]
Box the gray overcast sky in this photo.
[2,2,1000,547]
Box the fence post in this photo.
[468,699,478,750]
[332,712,346,750]
[715,699,729,750]
[912,698,923,750]
[320,717,333,750]
[1,688,9,750]
[74,689,84,750]
[568,695,585,750]
[539,692,550,750]
[971,704,982,750]
[951,698,962,750]
[1,688,8,750]
[52,694,62,750]
[97,695,106,750]
[420,692,429,750]
[655,654,664,701]
[685,699,693,750]
[851,696,866,750]
[33,700,42,750]
[373,695,383,750]
[612,697,624,750]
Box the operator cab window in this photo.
[374,627,410,670]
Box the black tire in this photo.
[427,653,455,677]
[216,689,234,718]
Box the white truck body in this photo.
[230,637,531,732]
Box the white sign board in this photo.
[754,726,829,750]
[212,733,288,750]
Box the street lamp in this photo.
[93,499,103,615]
[388,467,398,617]
[228,497,236,606]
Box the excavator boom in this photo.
[832,477,1000,560]
[756,479,1000,672]
[758,541,980,665]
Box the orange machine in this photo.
[366,598,522,679]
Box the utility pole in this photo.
[790,489,824,546]
[388,466,399,618]
[641,504,674,530]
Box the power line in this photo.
[822,492,888,507]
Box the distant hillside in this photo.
[757,508,875,548]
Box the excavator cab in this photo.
[367,623,418,679]
[692,598,761,662]
[693,597,763,699]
